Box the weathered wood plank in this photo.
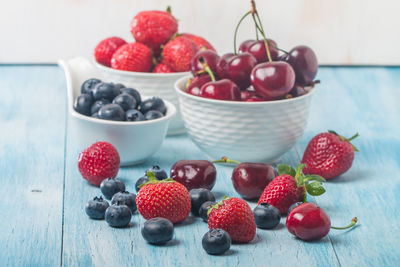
[0,66,66,266]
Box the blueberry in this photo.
[74,94,93,116]
[189,189,215,216]
[202,229,231,255]
[91,99,110,115]
[105,204,132,228]
[253,203,281,229]
[199,201,216,222]
[91,112,99,118]
[111,191,137,213]
[125,109,145,121]
[141,217,174,245]
[113,93,137,111]
[81,78,101,95]
[98,104,125,121]
[140,97,166,114]
[112,83,126,92]
[121,88,141,105]
[85,196,109,219]
[144,110,164,120]
[145,166,168,180]
[288,202,304,214]
[92,82,120,101]
[135,176,149,192]
[100,178,126,200]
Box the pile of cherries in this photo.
[185,1,318,102]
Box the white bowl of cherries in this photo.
[175,4,319,163]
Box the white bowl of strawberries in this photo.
[92,8,216,135]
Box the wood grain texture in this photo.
[0,66,66,265]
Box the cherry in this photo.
[186,75,212,96]
[280,45,318,86]
[245,96,265,102]
[216,52,257,90]
[190,49,220,76]
[170,160,217,191]
[287,83,307,98]
[286,203,357,241]
[250,61,295,100]
[238,39,279,63]
[200,79,241,101]
[240,90,256,101]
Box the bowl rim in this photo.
[174,75,316,106]
[93,59,191,78]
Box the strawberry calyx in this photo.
[207,196,230,217]
[211,156,241,165]
[328,130,360,152]
[277,164,326,202]
[138,171,175,189]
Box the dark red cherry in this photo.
[240,90,256,101]
[186,75,212,96]
[216,53,257,90]
[281,45,318,86]
[232,163,277,199]
[190,50,220,76]
[170,160,217,191]
[287,83,307,98]
[250,61,295,100]
[245,96,265,102]
[239,39,279,63]
[200,79,241,101]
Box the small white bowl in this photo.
[175,76,315,163]
[59,57,176,166]
[94,61,190,135]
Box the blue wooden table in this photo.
[0,65,399,267]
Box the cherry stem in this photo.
[198,57,216,82]
[250,1,272,62]
[331,217,358,230]
[252,13,259,41]
[234,11,252,55]
[211,156,241,165]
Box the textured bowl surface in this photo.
[94,61,189,135]
[175,76,315,163]
[59,57,176,166]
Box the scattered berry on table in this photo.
[90,99,110,115]
[81,78,101,95]
[144,110,164,120]
[100,178,126,200]
[140,97,166,115]
[202,229,231,255]
[105,203,132,228]
[141,217,174,245]
[111,43,153,72]
[74,94,93,116]
[98,104,125,121]
[78,142,120,186]
[199,201,216,222]
[125,109,145,121]
[145,166,168,180]
[253,203,281,229]
[112,93,137,111]
[135,176,149,192]
[85,196,109,219]
[189,188,215,216]
[111,191,137,213]
[94,37,127,67]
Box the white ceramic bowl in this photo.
[175,76,315,163]
[94,61,189,135]
[59,57,176,166]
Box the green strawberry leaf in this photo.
[304,174,326,183]
[277,164,296,177]
[305,181,326,196]
[146,171,156,181]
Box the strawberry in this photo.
[111,43,152,72]
[302,131,359,179]
[152,62,174,73]
[94,37,127,67]
[162,36,199,72]
[258,164,326,214]
[182,33,216,52]
[136,172,191,223]
[207,197,256,243]
[78,142,120,186]
[130,9,178,55]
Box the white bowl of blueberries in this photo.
[59,57,176,166]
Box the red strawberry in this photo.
[136,172,191,223]
[94,37,127,67]
[163,36,199,72]
[258,164,326,214]
[111,43,152,72]
[208,197,256,243]
[130,9,178,54]
[152,62,174,73]
[182,33,216,51]
[78,142,120,186]
[302,130,359,179]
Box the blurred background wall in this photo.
[0,0,399,65]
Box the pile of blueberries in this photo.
[74,78,167,121]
